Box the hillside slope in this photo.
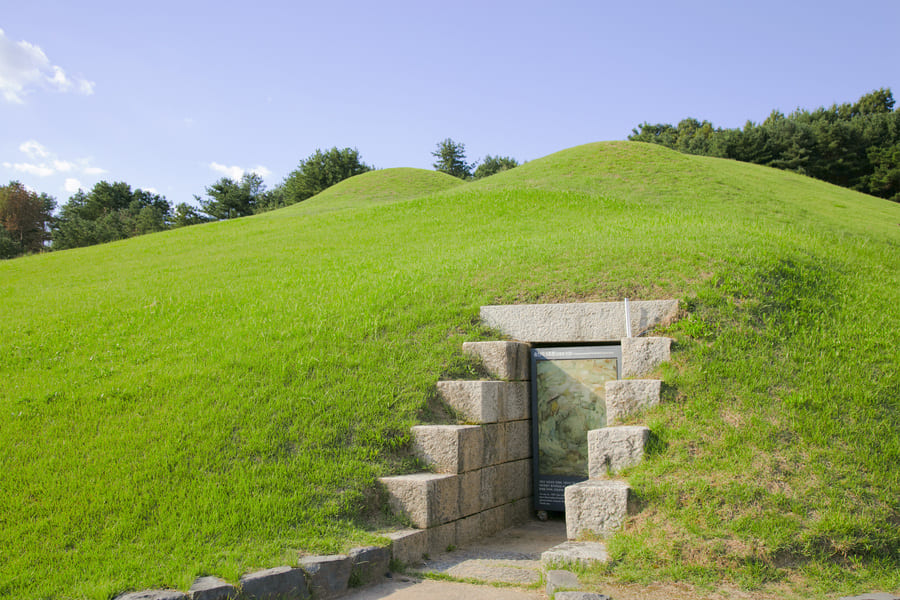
[288,167,464,215]
[1,142,897,599]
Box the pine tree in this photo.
[432,138,475,179]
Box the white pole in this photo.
[624,297,633,338]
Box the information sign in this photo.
[530,345,621,512]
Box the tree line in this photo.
[629,88,900,202]
[1,140,516,259]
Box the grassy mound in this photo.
[1,142,897,599]
[292,167,464,215]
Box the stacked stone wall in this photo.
[380,341,533,562]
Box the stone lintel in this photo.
[480,300,678,342]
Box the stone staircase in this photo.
[382,301,677,571]
[380,340,534,563]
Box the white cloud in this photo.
[20,140,49,159]
[12,162,54,177]
[2,141,106,193]
[209,162,246,180]
[209,162,272,181]
[0,28,95,104]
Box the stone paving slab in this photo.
[410,519,566,588]
[341,578,545,599]
[545,570,580,596]
[541,541,609,568]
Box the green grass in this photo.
[293,167,464,215]
[1,142,898,599]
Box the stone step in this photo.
[541,541,610,569]
[385,498,532,564]
[621,336,672,377]
[412,422,531,475]
[564,480,633,540]
[381,459,533,530]
[605,379,661,424]
[379,473,459,529]
[411,425,484,474]
[436,380,529,424]
[481,420,531,466]
[587,425,650,478]
[461,341,531,381]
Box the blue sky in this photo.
[2,0,898,208]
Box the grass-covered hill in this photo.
[1,142,898,599]
[296,167,465,215]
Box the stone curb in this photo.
[115,591,188,600]
[239,566,309,600]
[188,576,236,600]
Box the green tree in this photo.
[629,88,900,203]
[53,181,172,250]
[172,203,212,228]
[196,173,266,220]
[282,147,373,205]
[432,138,475,179]
[253,187,288,214]
[0,181,56,257]
[473,155,519,179]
